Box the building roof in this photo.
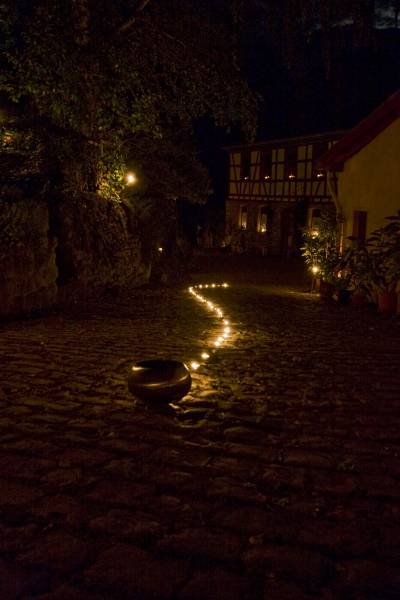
[222,130,346,152]
[318,90,400,171]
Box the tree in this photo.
[0,0,257,199]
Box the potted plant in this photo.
[366,213,400,314]
[340,245,372,306]
[301,210,340,299]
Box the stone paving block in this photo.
[17,531,90,576]
[337,559,400,597]
[88,508,164,543]
[213,506,293,542]
[0,523,39,554]
[86,480,155,506]
[34,584,111,600]
[0,559,48,599]
[295,517,375,558]
[0,479,44,507]
[177,567,247,600]
[263,579,337,600]
[157,527,243,562]
[41,467,83,488]
[282,450,337,470]
[57,448,113,468]
[83,543,190,598]
[0,454,54,480]
[30,494,89,527]
[243,544,335,586]
[206,477,267,504]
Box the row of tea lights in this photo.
[187,283,231,371]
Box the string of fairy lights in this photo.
[187,283,231,371]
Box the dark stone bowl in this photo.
[128,359,192,401]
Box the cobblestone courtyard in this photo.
[1,255,400,599]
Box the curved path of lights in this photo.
[187,282,232,373]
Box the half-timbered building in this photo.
[224,131,346,256]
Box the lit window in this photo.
[260,151,272,180]
[285,147,297,179]
[312,142,328,178]
[241,151,251,180]
[240,206,248,230]
[259,207,268,233]
[310,208,321,233]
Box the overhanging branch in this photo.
[118,0,153,34]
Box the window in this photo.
[310,208,321,230]
[239,206,248,230]
[241,151,251,180]
[258,207,268,233]
[260,151,272,180]
[312,142,328,178]
[285,147,297,179]
[352,211,367,247]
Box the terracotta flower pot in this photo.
[378,291,398,315]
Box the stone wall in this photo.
[54,194,150,303]
[0,197,58,317]
[0,193,151,317]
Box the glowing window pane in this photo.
[259,207,268,233]
[240,206,248,230]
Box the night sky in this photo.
[196,1,399,214]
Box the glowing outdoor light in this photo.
[190,361,200,371]
[311,229,319,238]
[158,247,163,253]
[311,265,320,275]
[188,281,233,360]
[125,171,137,185]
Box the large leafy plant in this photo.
[301,210,340,284]
[366,211,400,293]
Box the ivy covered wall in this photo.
[0,194,150,318]
[0,197,57,316]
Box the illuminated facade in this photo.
[319,90,400,250]
[224,131,345,256]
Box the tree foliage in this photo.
[0,0,257,199]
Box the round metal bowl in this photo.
[128,359,192,401]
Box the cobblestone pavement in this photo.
[1,255,400,599]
